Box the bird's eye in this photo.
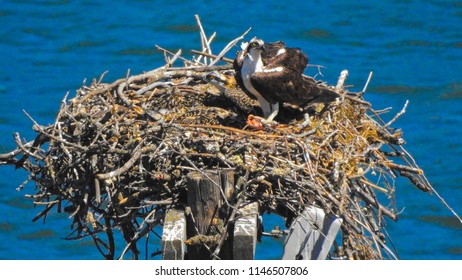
[250,42,259,48]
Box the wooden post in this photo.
[219,169,235,202]
[186,171,233,259]
[162,170,245,259]
[187,171,222,235]
[282,206,341,260]
[161,208,187,260]
[233,201,259,259]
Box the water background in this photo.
[1,0,461,259]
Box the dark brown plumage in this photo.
[249,67,338,106]
[233,37,339,121]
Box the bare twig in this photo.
[335,69,349,93]
[209,27,252,66]
[361,71,373,94]
[190,50,234,63]
[384,100,409,128]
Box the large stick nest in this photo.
[1,26,437,260]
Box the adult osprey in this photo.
[233,37,339,123]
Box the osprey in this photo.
[203,71,259,114]
[233,37,339,123]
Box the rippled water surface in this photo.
[1,0,461,259]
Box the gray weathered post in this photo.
[233,201,259,259]
[161,208,187,260]
[282,206,341,260]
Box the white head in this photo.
[245,37,265,57]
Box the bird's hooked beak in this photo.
[247,37,266,52]
[247,44,264,56]
[204,71,232,87]
[213,73,229,85]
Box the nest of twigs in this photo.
[1,22,440,260]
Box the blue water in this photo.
[1,0,461,260]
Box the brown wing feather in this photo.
[261,41,286,64]
[264,48,308,75]
[250,68,339,105]
[250,68,304,105]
